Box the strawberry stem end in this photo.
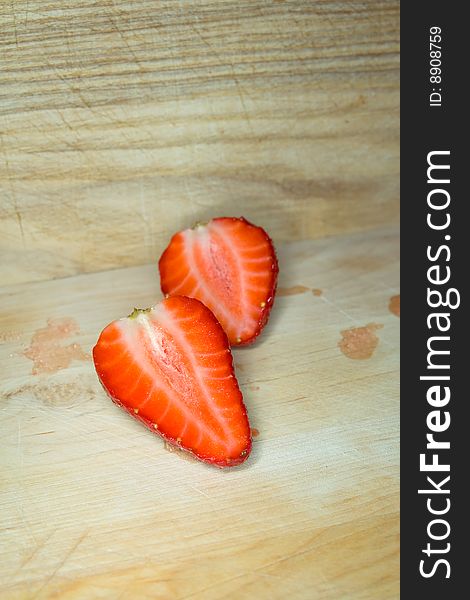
[128,307,152,319]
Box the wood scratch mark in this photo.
[14,206,26,247]
[231,69,255,136]
[24,0,30,29]
[0,132,26,248]
[109,0,146,78]
[16,418,22,450]
[139,184,155,260]
[320,294,394,350]
[177,571,248,600]
[319,294,356,324]
[190,22,255,135]
[256,538,316,572]
[16,417,25,477]
[74,411,175,465]
[14,497,38,547]
[248,571,282,580]
[6,528,58,586]
[32,531,88,599]
[322,369,397,388]
[56,109,75,133]
[376,280,400,296]
[186,483,210,499]
[8,0,19,48]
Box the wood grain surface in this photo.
[1,1,400,597]
[0,226,399,599]
[1,0,399,284]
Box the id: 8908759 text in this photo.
[429,26,442,107]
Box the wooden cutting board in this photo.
[0,226,399,599]
[1,0,399,286]
[1,0,399,596]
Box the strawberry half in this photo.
[159,217,278,345]
[93,296,251,467]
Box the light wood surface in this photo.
[0,226,399,599]
[1,0,399,285]
[1,1,399,596]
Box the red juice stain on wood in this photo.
[338,323,383,360]
[251,428,260,437]
[312,288,322,297]
[23,317,89,375]
[277,285,310,297]
[389,294,400,317]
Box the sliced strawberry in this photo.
[159,217,278,345]
[93,296,251,467]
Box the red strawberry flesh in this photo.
[159,217,278,345]
[93,296,251,467]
